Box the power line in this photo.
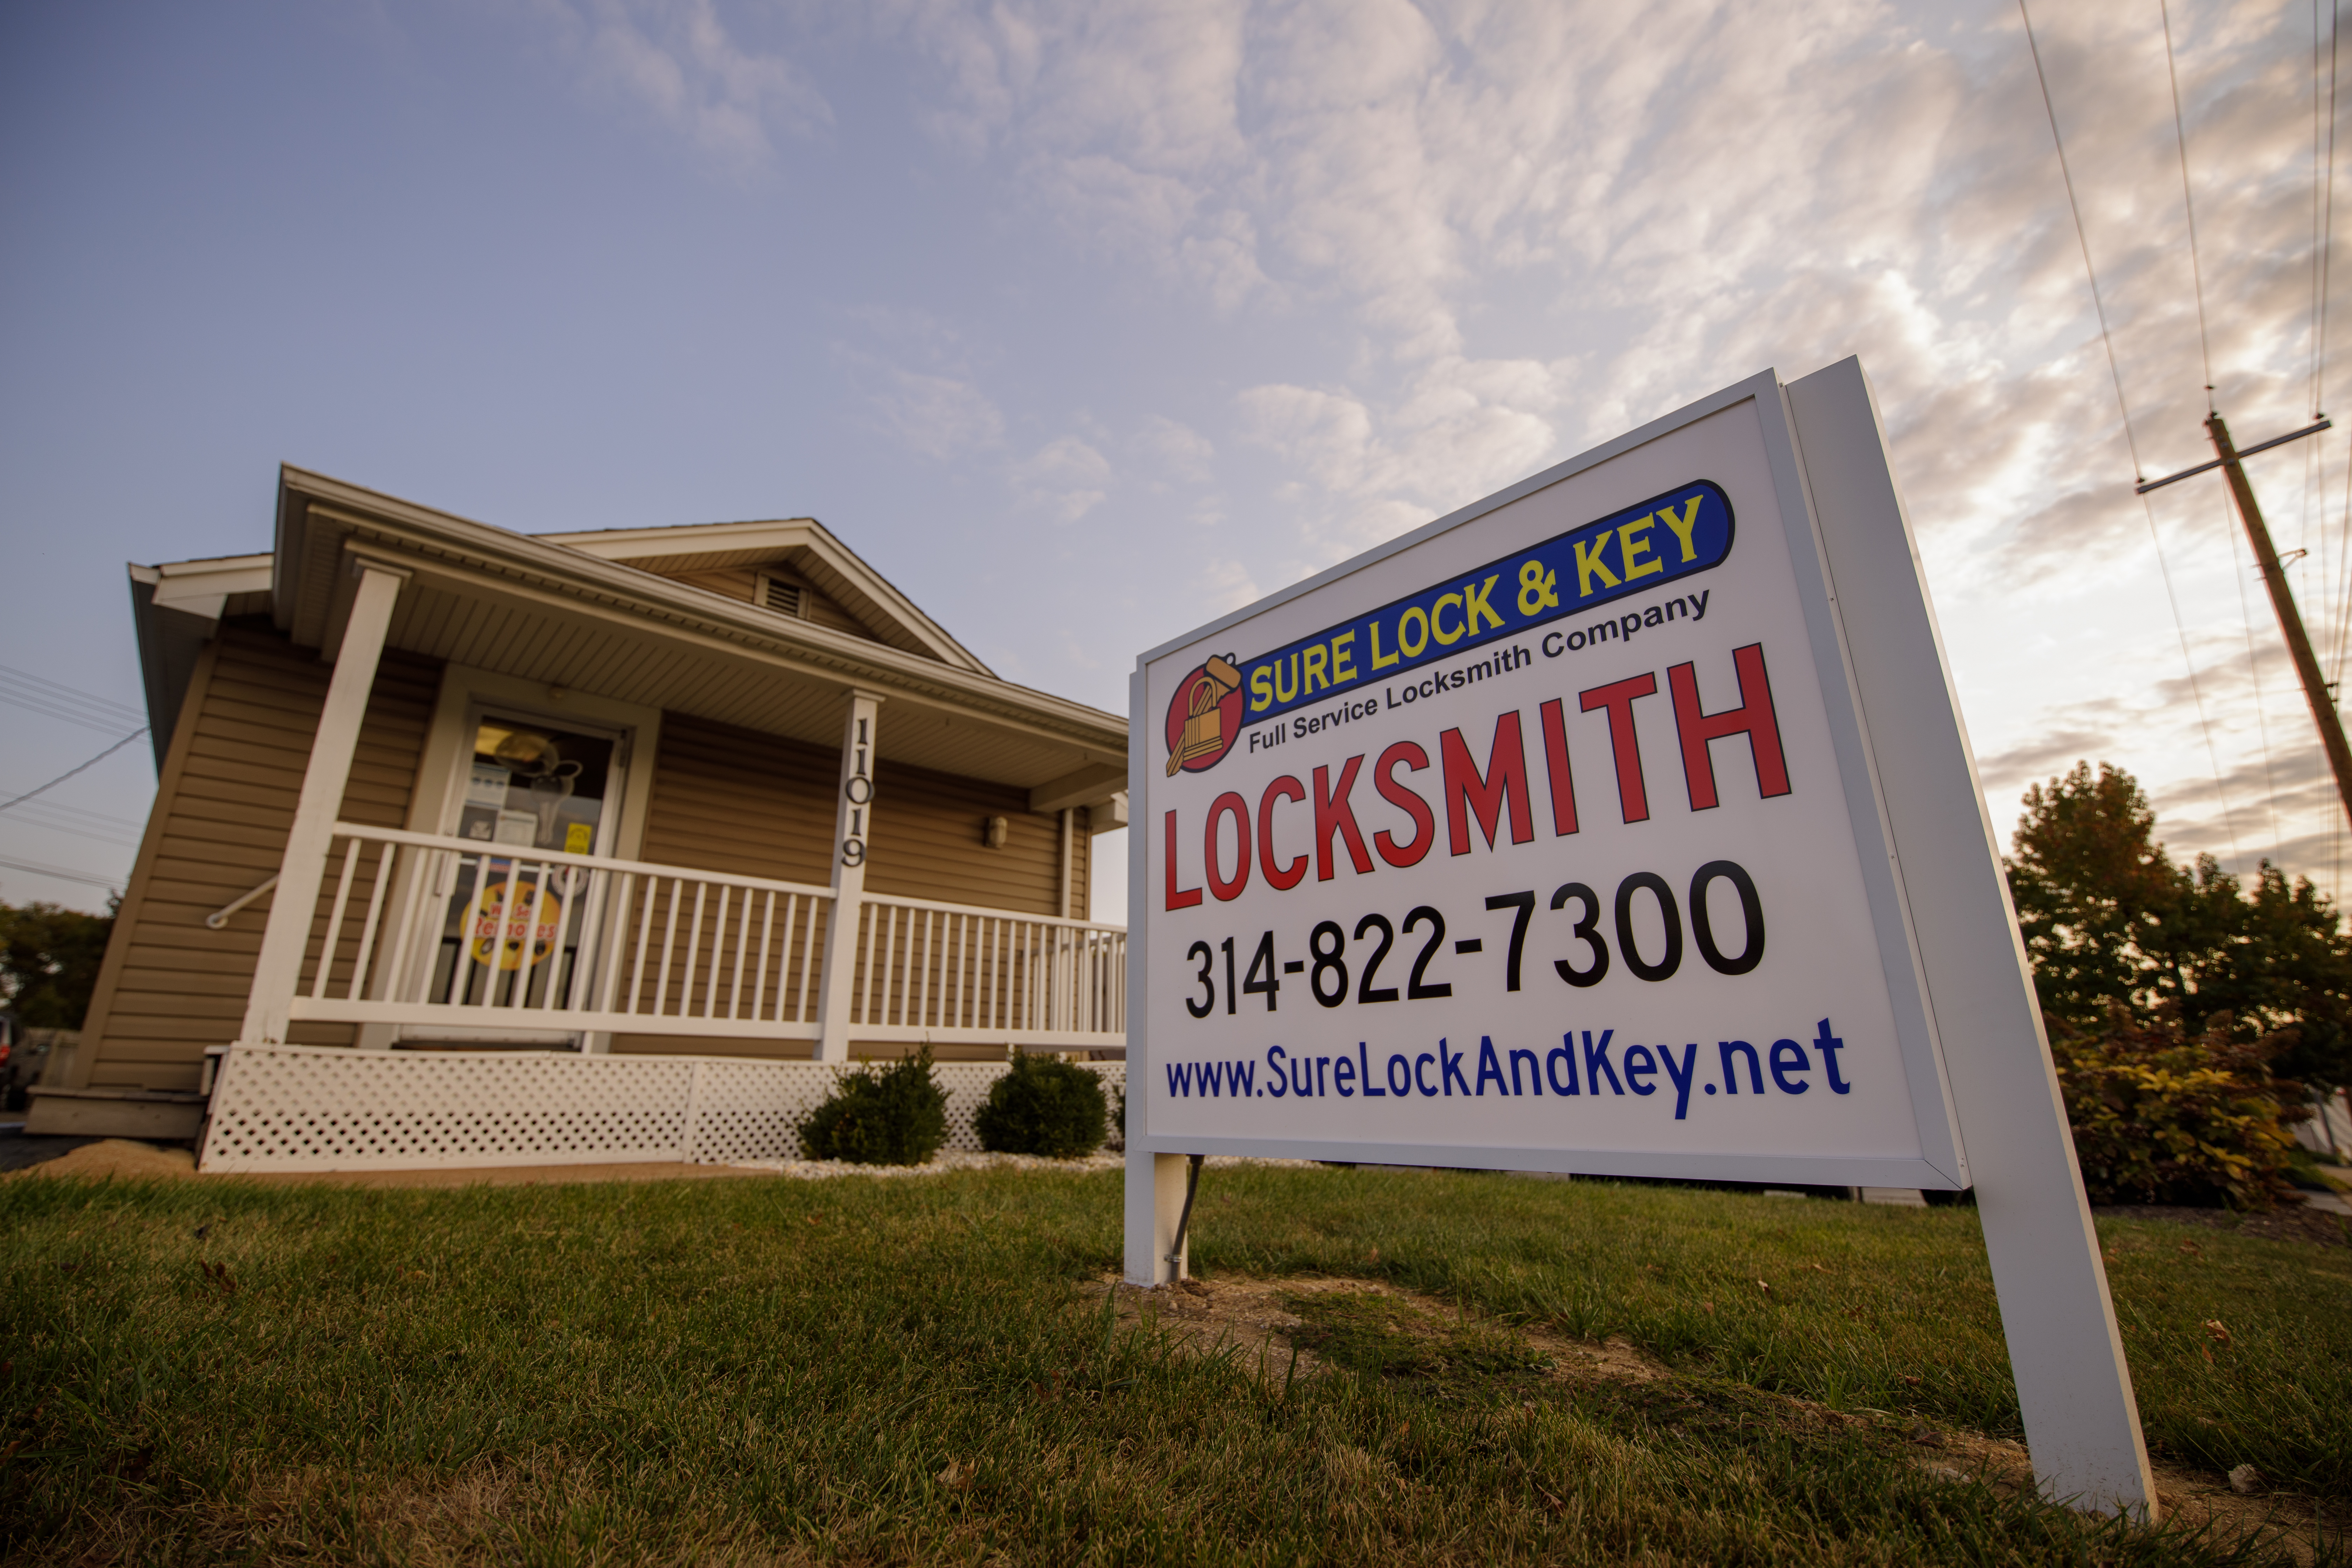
[0,854,128,892]
[0,792,146,833]
[2143,495,2245,863]
[2019,0,2241,859]
[0,810,142,851]
[0,688,149,736]
[2320,0,2341,420]
[2161,0,2218,410]
[2316,0,2334,419]
[0,663,146,728]
[2021,0,2148,476]
[0,729,148,816]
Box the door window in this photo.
[429,717,624,1008]
[454,719,617,855]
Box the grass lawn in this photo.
[2,1164,2345,1565]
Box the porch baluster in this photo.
[312,837,364,1001]
[344,839,397,1003]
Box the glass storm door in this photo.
[429,715,623,1010]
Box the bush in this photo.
[976,1052,1107,1158]
[798,1048,948,1165]
[2051,1007,2305,1211]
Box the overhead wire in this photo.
[2318,0,2337,422]
[0,664,148,737]
[2161,0,2219,409]
[2162,0,2289,861]
[0,808,143,851]
[2305,0,2324,714]
[0,795,148,834]
[2316,0,2343,888]
[2023,0,2148,479]
[0,686,149,736]
[0,854,129,892]
[0,728,149,816]
[2019,0,2243,861]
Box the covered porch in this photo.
[38,466,1132,1163]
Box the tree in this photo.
[2005,763,2186,1031]
[2005,762,2352,1095]
[0,900,115,1029]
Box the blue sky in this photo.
[5,0,2351,922]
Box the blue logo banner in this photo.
[1237,480,1734,728]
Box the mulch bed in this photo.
[2093,1202,2351,1247]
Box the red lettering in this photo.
[1163,810,1201,910]
[1313,756,1374,881]
[1669,643,1791,809]
[1579,672,1659,824]
[1206,792,1252,901]
[1538,698,1578,836]
[1438,712,1534,856]
[1258,775,1309,890]
[1371,742,1435,867]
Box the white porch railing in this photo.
[849,893,1125,1047]
[286,823,1125,1050]
[292,823,833,1042]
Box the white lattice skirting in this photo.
[198,1043,1126,1173]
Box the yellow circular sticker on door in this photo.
[469,880,563,969]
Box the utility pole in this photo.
[2138,413,2352,828]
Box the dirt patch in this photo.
[2096,1204,2351,1248]
[1102,1274,1672,1392]
[1103,1273,1329,1380]
[8,1138,196,1181]
[1102,1273,2331,1561]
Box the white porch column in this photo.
[237,559,410,1045]
[814,689,884,1063]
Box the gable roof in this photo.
[537,518,994,676]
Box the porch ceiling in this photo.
[274,470,1127,793]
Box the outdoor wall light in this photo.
[983,815,1009,849]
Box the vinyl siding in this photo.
[634,710,1086,918]
[76,624,440,1090]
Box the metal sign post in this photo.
[1124,359,2155,1516]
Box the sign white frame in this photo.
[1123,359,2155,1516]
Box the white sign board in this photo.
[1124,361,2157,1517]
[1133,373,1963,1188]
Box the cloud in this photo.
[1199,555,1260,613]
[864,0,2352,886]
[867,367,1006,459]
[535,0,830,167]
[1137,416,1214,484]
[1014,434,1112,521]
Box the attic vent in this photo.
[759,575,804,618]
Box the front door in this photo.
[428,714,625,1010]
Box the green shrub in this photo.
[975,1052,1107,1158]
[2051,1007,2304,1210]
[799,1048,948,1165]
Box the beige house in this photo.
[32,466,1129,1149]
